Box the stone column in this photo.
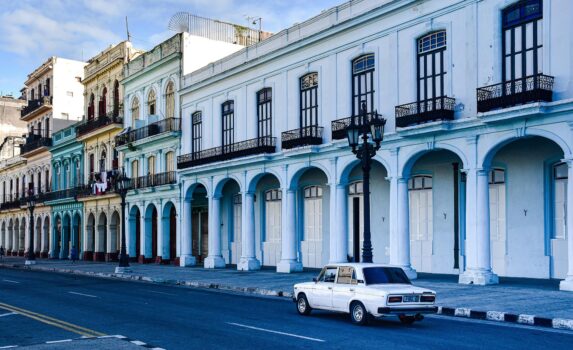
[396,177,417,279]
[277,188,302,273]
[156,207,164,263]
[459,168,498,285]
[329,184,348,263]
[238,191,260,270]
[180,199,195,266]
[204,195,225,268]
[139,210,146,262]
[560,161,573,291]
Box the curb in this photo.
[437,306,573,331]
[2,263,573,332]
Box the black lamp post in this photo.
[115,171,131,273]
[25,188,36,265]
[345,101,386,263]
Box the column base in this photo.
[179,255,196,267]
[24,259,36,265]
[204,256,225,269]
[277,260,303,273]
[559,277,573,292]
[115,266,132,274]
[459,269,499,285]
[237,257,261,271]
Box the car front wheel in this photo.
[296,294,312,316]
[350,301,369,325]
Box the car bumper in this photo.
[376,306,438,315]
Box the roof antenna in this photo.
[125,16,132,42]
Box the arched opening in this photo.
[217,179,241,265]
[161,201,178,264]
[129,205,141,262]
[42,216,50,258]
[84,213,95,261]
[341,160,390,264]
[131,97,140,127]
[113,80,120,117]
[72,213,81,258]
[147,89,156,116]
[143,204,158,264]
[404,149,465,274]
[484,136,566,279]
[188,184,208,264]
[52,216,61,258]
[109,211,120,262]
[100,86,107,117]
[61,214,71,259]
[11,219,17,256]
[88,93,95,120]
[165,81,175,119]
[19,218,26,256]
[34,217,41,256]
[95,212,107,262]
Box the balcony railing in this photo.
[21,135,52,154]
[331,112,380,140]
[395,96,455,128]
[76,112,123,137]
[21,96,52,118]
[0,196,22,210]
[476,74,554,113]
[178,136,276,169]
[43,187,83,202]
[116,118,181,146]
[77,169,124,197]
[281,125,323,149]
[132,171,177,190]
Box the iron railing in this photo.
[132,171,177,190]
[21,96,52,118]
[0,196,22,210]
[116,118,181,146]
[76,112,123,137]
[476,74,554,113]
[20,135,52,154]
[331,112,380,140]
[281,125,323,149]
[178,136,276,169]
[77,168,125,197]
[395,96,455,128]
[43,187,83,202]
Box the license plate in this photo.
[402,295,419,303]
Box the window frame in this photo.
[417,30,447,103]
[257,88,272,138]
[351,54,375,116]
[222,100,235,151]
[191,111,203,155]
[300,73,318,129]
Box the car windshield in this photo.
[362,267,411,285]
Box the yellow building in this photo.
[77,41,142,261]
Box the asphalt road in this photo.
[1,268,572,350]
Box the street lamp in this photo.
[25,187,36,265]
[345,101,386,263]
[115,171,132,273]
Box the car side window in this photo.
[319,267,337,283]
[336,266,357,284]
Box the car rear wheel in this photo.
[399,315,416,325]
[296,294,312,315]
[350,301,369,325]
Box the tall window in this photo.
[192,112,202,154]
[148,90,156,116]
[352,54,375,115]
[113,80,120,117]
[417,31,447,103]
[88,93,95,120]
[257,88,272,138]
[502,0,543,88]
[31,88,35,100]
[99,149,107,172]
[89,154,95,180]
[300,73,318,129]
[165,151,174,172]
[408,175,433,241]
[148,156,156,176]
[165,82,175,119]
[553,162,568,240]
[100,87,107,117]
[75,160,81,186]
[489,168,506,243]
[131,97,140,127]
[131,159,139,178]
[222,100,234,151]
[45,78,50,96]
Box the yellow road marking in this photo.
[0,302,105,337]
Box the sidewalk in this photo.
[2,257,573,330]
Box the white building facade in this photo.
[175,0,573,290]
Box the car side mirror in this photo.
[312,277,318,282]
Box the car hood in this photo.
[364,284,435,294]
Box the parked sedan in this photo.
[293,263,437,325]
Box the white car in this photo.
[293,263,437,325]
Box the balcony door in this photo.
[231,194,242,264]
[222,101,234,153]
[489,169,507,276]
[502,0,543,90]
[351,54,374,116]
[257,88,272,139]
[300,73,318,132]
[192,112,202,157]
[302,186,323,268]
[409,175,433,273]
[417,31,447,107]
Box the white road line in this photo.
[2,280,20,284]
[0,313,17,318]
[227,322,325,342]
[45,339,72,344]
[0,345,18,349]
[131,340,147,346]
[68,291,98,298]
[149,291,176,296]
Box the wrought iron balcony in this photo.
[178,136,276,169]
[395,96,455,128]
[331,112,380,140]
[476,74,554,113]
[132,171,176,190]
[76,169,124,198]
[43,187,83,202]
[21,135,52,155]
[0,195,22,210]
[76,112,123,137]
[116,118,181,147]
[281,126,323,149]
[20,96,52,118]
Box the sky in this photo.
[0,0,344,97]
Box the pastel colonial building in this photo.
[176,0,573,291]
[76,41,141,261]
[119,30,245,265]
